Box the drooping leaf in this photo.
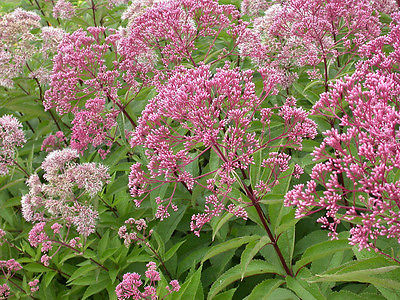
[207,260,281,299]
[202,236,260,263]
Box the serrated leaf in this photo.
[294,239,351,273]
[213,288,237,300]
[211,212,233,241]
[246,279,284,300]
[328,290,385,300]
[207,260,281,300]
[286,276,326,300]
[164,240,186,262]
[81,278,109,299]
[43,271,57,287]
[240,236,270,279]
[98,230,110,260]
[309,265,400,291]
[23,263,50,273]
[67,265,97,284]
[202,236,260,263]
[174,265,203,300]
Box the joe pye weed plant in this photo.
[1,0,400,299]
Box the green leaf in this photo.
[0,178,24,192]
[175,265,203,300]
[23,263,50,273]
[211,212,233,241]
[245,279,284,300]
[292,82,320,105]
[101,247,120,261]
[152,230,165,256]
[275,210,300,235]
[286,276,326,300]
[43,271,57,287]
[207,260,281,300]
[155,204,188,243]
[213,288,237,300]
[127,254,153,263]
[202,236,260,263]
[240,236,271,279]
[250,149,262,188]
[164,240,186,262]
[81,278,109,299]
[103,145,129,168]
[108,267,120,284]
[294,239,352,273]
[328,291,385,300]
[309,265,400,291]
[67,264,97,284]
[98,230,110,260]
[107,282,118,300]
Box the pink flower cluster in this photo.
[0,259,22,277]
[128,63,317,235]
[44,28,122,158]
[371,0,399,14]
[118,0,245,84]
[0,115,26,176]
[285,12,400,254]
[21,148,110,237]
[115,262,180,300]
[0,229,6,245]
[28,221,83,267]
[28,279,39,293]
[0,284,10,299]
[41,131,66,152]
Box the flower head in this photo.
[0,115,25,176]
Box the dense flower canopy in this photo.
[1,0,400,299]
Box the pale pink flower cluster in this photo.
[285,12,400,254]
[115,262,180,300]
[0,8,41,87]
[109,0,130,7]
[28,67,51,85]
[41,26,66,56]
[21,148,109,237]
[118,218,153,248]
[240,0,269,16]
[0,115,26,176]
[128,63,317,236]
[239,0,381,82]
[121,0,166,22]
[53,0,75,20]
